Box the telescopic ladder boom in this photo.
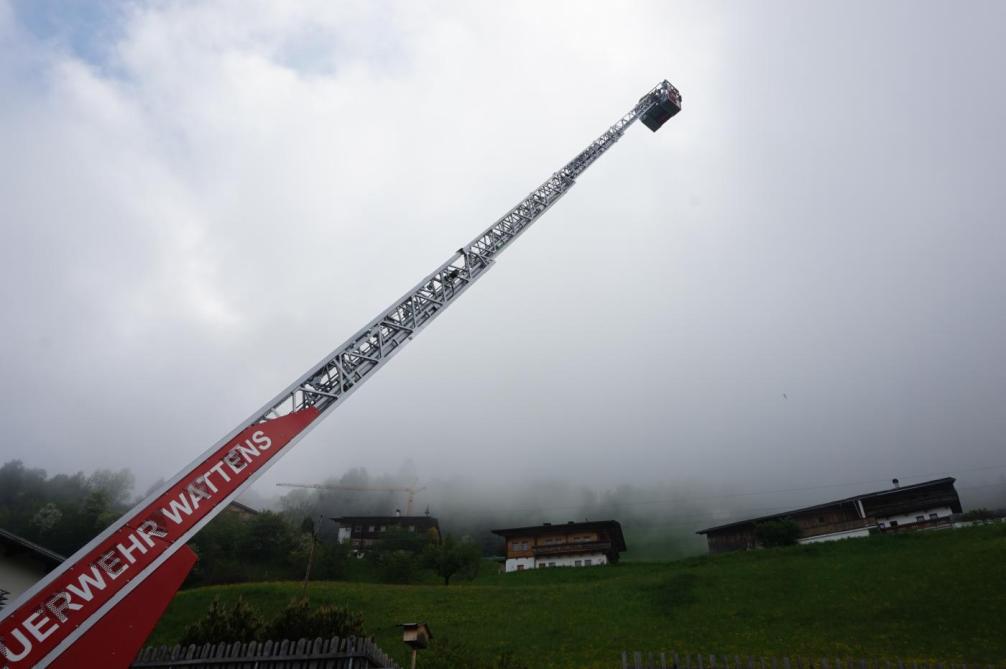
[0,80,681,669]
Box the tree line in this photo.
[0,459,480,588]
[0,459,135,556]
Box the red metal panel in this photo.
[47,546,197,669]
[0,407,318,669]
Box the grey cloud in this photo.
[0,1,1004,511]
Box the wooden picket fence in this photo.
[132,635,400,668]
[621,654,1004,669]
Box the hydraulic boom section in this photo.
[0,80,681,669]
[271,79,682,424]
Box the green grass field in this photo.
[148,525,1006,668]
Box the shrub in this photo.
[179,597,264,646]
[962,508,1002,521]
[179,597,365,646]
[755,519,801,547]
[312,541,351,580]
[422,534,482,586]
[265,597,365,641]
[366,528,430,583]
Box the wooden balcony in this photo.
[533,541,612,556]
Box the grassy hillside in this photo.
[148,525,1006,668]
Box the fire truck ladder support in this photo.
[0,80,681,669]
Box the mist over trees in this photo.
[0,459,135,556]
[275,466,733,559]
[3,457,1004,571]
[273,464,1006,561]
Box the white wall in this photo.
[504,556,535,572]
[876,506,953,529]
[504,552,608,572]
[537,552,607,569]
[799,527,872,544]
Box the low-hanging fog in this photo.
[2,1,1005,554]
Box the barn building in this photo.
[491,520,626,572]
[0,528,65,611]
[697,477,962,554]
[223,500,260,520]
[331,514,441,554]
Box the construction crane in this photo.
[276,482,428,515]
[0,80,681,669]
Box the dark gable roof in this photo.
[227,501,260,515]
[696,477,958,535]
[490,520,626,552]
[0,528,66,567]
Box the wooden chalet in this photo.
[697,477,963,554]
[331,514,440,554]
[491,520,626,572]
[223,500,260,520]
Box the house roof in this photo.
[696,477,958,535]
[226,501,260,515]
[490,520,627,552]
[0,528,66,567]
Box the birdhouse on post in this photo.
[400,622,433,669]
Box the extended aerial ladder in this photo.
[0,80,681,668]
[275,482,428,515]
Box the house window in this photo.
[549,562,556,567]
[890,520,898,528]
[928,513,938,520]
[584,559,592,566]
[368,525,375,532]
[354,526,362,533]
[574,560,582,567]
[915,516,924,523]
[380,526,386,532]
[516,564,525,571]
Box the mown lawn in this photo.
[148,525,1006,668]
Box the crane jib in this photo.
[0,79,679,668]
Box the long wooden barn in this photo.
[697,477,962,553]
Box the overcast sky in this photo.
[1,1,1004,512]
